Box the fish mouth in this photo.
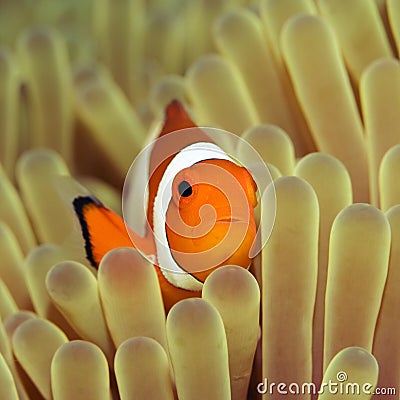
[216,217,246,223]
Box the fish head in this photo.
[165,158,258,282]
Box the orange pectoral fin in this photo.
[73,196,154,267]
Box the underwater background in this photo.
[0,0,400,399]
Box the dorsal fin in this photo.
[159,100,197,136]
[146,100,214,228]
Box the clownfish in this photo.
[73,100,258,310]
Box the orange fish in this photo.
[73,100,258,310]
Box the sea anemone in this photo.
[0,0,400,399]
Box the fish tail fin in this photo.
[73,196,152,267]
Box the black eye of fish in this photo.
[178,180,193,197]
